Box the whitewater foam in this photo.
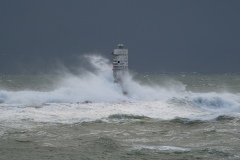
[0,55,240,125]
[131,145,190,152]
[0,55,182,104]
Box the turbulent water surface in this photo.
[0,56,240,160]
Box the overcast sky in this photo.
[0,0,240,74]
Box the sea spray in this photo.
[0,55,239,125]
[0,55,183,104]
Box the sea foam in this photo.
[0,55,240,125]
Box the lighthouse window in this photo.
[118,61,120,63]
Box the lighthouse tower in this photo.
[112,44,129,93]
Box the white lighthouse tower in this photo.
[112,44,129,94]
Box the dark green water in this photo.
[1,117,240,160]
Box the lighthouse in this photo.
[112,44,129,94]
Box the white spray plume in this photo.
[0,55,240,126]
[0,55,185,104]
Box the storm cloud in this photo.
[0,0,240,74]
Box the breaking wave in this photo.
[0,55,182,104]
[0,55,240,124]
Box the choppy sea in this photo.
[0,56,240,160]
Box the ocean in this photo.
[0,56,240,160]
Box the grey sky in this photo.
[0,0,240,74]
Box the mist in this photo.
[0,55,185,104]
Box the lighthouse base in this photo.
[113,71,129,95]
